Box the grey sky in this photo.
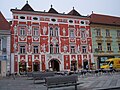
[0,0,120,20]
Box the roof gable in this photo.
[21,1,34,11]
[48,5,58,14]
[0,12,10,30]
[68,7,81,16]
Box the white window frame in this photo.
[20,27,26,36]
[55,27,59,36]
[20,45,26,54]
[98,43,102,51]
[50,27,53,36]
[106,29,110,37]
[69,29,75,37]
[70,45,75,53]
[118,43,120,51]
[82,46,87,53]
[96,29,101,36]
[107,43,111,51]
[56,44,59,53]
[81,31,86,38]
[117,30,120,37]
[50,44,54,54]
[33,27,39,36]
[33,46,39,54]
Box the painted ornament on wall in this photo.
[42,26,47,35]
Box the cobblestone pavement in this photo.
[0,72,120,90]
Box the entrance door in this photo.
[83,60,88,69]
[19,62,27,74]
[50,59,59,71]
[33,63,40,72]
[71,61,77,71]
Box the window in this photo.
[82,46,87,53]
[98,43,102,51]
[33,46,39,53]
[81,21,84,24]
[96,29,101,36]
[50,44,53,54]
[20,46,26,54]
[70,46,75,53]
[50,27,53,36]
[69,20,73,23]
[33,17,38,20]
[51,18,56,22]
[81,31,86,38]
[33,27,39,36]
[117,30,120,37]
[20,16,25,19]
[70,29,75,37]
[106,29,110,37]
[56,44,59,53]
[55,27,59,36]
[0,39,1,50]
[118,43,120,51]
[20,27,26,36]
[107,43,111,51]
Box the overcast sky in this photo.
[0,0,120,20]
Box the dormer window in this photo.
[33,17,38,20]
[51,18,56,22]
[20,16,25,19]
[69,20,73,23]
[81,21,84,24]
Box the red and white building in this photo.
[10,2,93,73]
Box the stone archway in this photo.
[49,59,60,71]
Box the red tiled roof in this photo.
[0,12,10,30]
[90,13,120,26]
[68,7,81,16]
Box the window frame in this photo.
[33,45,39,54]
[118,43,120,51]
[69,29,75,38]
[98,43,102,51]
[117,30,120,37]
[20,27,26,36]
[20,45,26,54]
[106,29,110,37]
[70,45,76,53]
[33,27,39,36]
[107,43,111,51]
[96,29,101,36]
[82,46,87,53]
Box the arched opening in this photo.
[19,60,26,74]
[71,60,77,71]
[49,59,60,71]
[83,60,88,69]
[33,60,40,72]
